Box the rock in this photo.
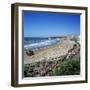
[26,50,34,56]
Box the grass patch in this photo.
[53,59,80,76]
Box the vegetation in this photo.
[53,59,80,76]
[24,64,29,77]
[24,58,80,77]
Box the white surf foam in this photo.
[24,38,60,50]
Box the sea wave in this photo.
[24,38,60,50]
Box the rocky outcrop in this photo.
[26,50,34,56]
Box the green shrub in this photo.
[54,59,80,76]
[24,65,30,77]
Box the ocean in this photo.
[24,37,60,51]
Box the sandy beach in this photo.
[24,39,76,64]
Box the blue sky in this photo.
[23,11,80,37]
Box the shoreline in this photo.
[24,39,76,64]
